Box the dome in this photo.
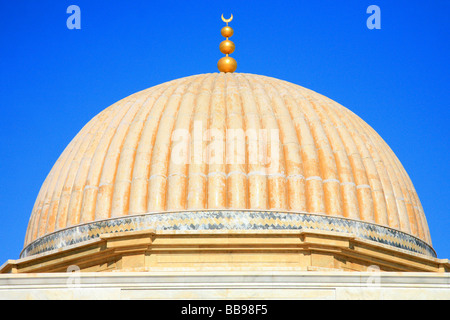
[22,73,434,258]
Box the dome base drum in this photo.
[21,210,435,259]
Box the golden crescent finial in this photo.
[218,13,237,73]
[221,14,233,25]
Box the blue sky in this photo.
[0,0,448,263]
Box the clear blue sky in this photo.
[0,1,448,263]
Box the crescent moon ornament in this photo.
[221,14,233,25]
[218,13,236,73]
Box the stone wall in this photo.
[1,271,449,300]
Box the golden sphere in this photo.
[219,40,235,55]
[221,26,234,38]
[217,56,237,73]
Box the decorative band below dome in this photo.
[21,210,436,259]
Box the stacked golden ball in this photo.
[221,26,233,38]
[220,40,235,55]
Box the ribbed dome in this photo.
[24,73,432,253]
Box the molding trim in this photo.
[21,210,436,259]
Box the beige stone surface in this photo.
[24,73,432,251]
[0,271,448,300]
[3,229,448,274]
